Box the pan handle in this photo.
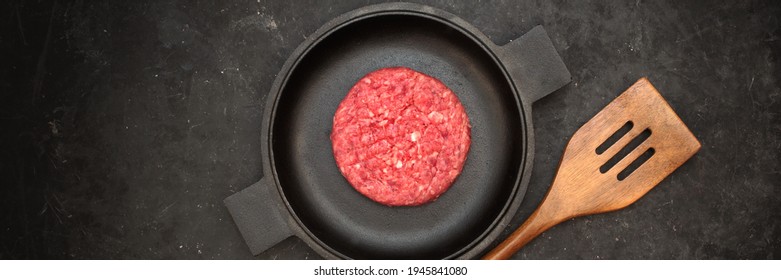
[224,176,294,255]
[500,25,571,103]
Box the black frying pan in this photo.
[224,3,570,259]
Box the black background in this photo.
[1,0,779,259]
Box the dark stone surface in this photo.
[1,0,779,259]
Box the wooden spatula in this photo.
[483,77,701,260]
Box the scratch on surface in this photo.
[15,5,28,45]
[189,122,204,130]
[231,13,278,32]
[748,80,758,111]
[667,69,696,86]
[42,193,70,224]
[675,24,715,44]
[157,201,178,219]
[32,1,58,105]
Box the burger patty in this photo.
[331,67,471,206]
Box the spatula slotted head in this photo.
[554,78,701,216]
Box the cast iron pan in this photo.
[224,3,571,259]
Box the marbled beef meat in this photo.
[331,67,471,206]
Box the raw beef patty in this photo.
[331,67,471,206]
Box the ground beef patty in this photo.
[331,67,471,206]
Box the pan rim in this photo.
[264,3,531,259]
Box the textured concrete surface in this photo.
[1,0,779,259]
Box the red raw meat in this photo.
[331,67,471,206]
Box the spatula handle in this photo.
[482,195,565,260]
